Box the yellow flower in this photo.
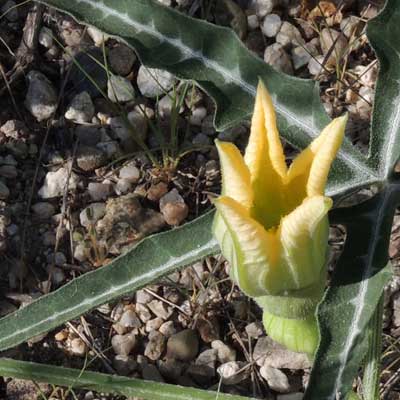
[213,81,347,298]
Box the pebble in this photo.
[250,0,277,18]
[39,27,54,49]
[217,361,248,385]
[276,21,305,48]
[211,340,237,363]
[196,349,217,368]
[115,179,132,195]
[107,75,135,103]
[341,16,362,39]
[158,359,184,381]
[187,363,215,384]
[144,330,166,360]
[3,154,18,166]
[247,14,259,30]
[308,55,325,76]
[261,14,282,38]
[79,203,106,227]
[141,363,165,382]
[277,394,303,400]
[87,26,108,47]
[65,92,95,123]
[25,71,58,122]
[159,321,176,337]
[189,106,207,126]
[137,66,175,98]
[32,202,55,219]
[147,299,173,320]
[157,93,184,119]
[0,165,17,179]
[2,0,18,22]
[245,321,264,338]
[38,168,79,198]
[264,43,293,75]
[111,333,136,356]
[392,292,400,327]
[75,125,104,146]
[260,365,290,393]
[166,329,199,361]
[147,181,169,202]
[70,338,87,356]
[192,133,212,148]
[76,146,107,171]
[291,43,317,70]
[145,317,164,332]
[0,181,9,199]
[320,28,348,65]
[73,243,88,262]
[119,309,142,329]
[136,289,153,304]
[254,337,311,370]
[159,189,189,226]
[113,355,137,376]
[109,44,136,76]
[136,303,153,323]
[119,164,140,183]
[87,182,112,201]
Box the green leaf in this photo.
[36,0,378,197]
[304,184,400,400]
[0,211,218,351]
[0,358,254,400]
[367,0,400,177]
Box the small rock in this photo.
[308,55,325,76]
[119,164,140,183]
[276,21,305,48]
[189,106,207,126]
[264,43,293,75]
[119,309,142,329]
[167,329,199,361]
[147,299,173,320]
[291,42,318,70]
[159,321,176,337]
[245,321,264,338]
[141,363,165,382]
[137,66,175,98]
[111,333,136,356]
[211,340,237,363]
[136,303,153,323]
[136,289,153,304]
[250,0,277,18]
[65,91,95,123]
[158,359,184,381]
[147,181,169,202]
[70,337,87,356]
[74,243,88,262]
[76,146,107,171]
[113,355,137,375]
[320,28,348,65]
[277,394,303,400]
[31,202,55,219]
[107,75,135,103]
[87,182,112,201]
[87,26,108,47]
[25,71,57,122]
[0,181,9,199]
[38,168,79,198]
[2,0,18,22]
[115,179,132,195]
[3,154,18,166]
[144,330,166,360]
[0,165,17,179]
[197,317,220,342]
[146,317,164,332]
[187,363,215,384]
[157,93,184,119]
[261,14,282,38]
[79,202,106,227]
[217,361,248,385]
[109,44,136,76]
[340,16,362,39]
[260,365,290,393]
[196,349,217,368]
[159,189,189,226]
[254,337,311,370]
[247,14,259,30]
[39,27,54,49]
[392,292,400,327]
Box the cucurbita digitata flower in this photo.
[212,81,347,299]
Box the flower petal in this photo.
[215,139,253,209]
[286,115,347,204]
[214,195,289,297]
[244,81,287,228]
[279,196,332,290]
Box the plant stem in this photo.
[362,294,384,400]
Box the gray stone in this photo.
[115,178,132,195]
[264,43,293,75]
[145,317,164,332]
[211,340,237,363]
[87,182,112,201]
[245,321,264,338]
[137,303,153,323]
[109,44,136,76]
[291,43,318,70]
[308,55,325,76]
[189,106,207,126]
[38,168,79,198]
[113,355,137,376]
[167,329,199,361]
[107,75,135,103]
[159,189,189,226]
[320,28,348,65]
[32,202,55,219]
[76,146,107,171]
[65,91,95,123]
[158,359,183,381]
[250,0,277,18]
[137,66,175,98]
[144,330,166,360]
[392,292,400,327]
[79,203,106,227]
[217,361,248,385]
[87,26,108,47]
[340,16,362,39]
[247,14,259,30]
[277,394,303,400]
[119,164,140,183]
[111,333,136,356]
[196,349,217,368]
[147,299,173,320]
[136,289,153,304]
[261,14,282,38]
[120,309,142,329]
[260,365,290,393]
[254,337,311,370]
[39,27,54,49]
[159,321,176,337]
[141,363,165,382]
[25,71,57,122]
[2,0,18,22]
[0,181,9,200]
[0,165,17,179]
[74,243,88,262]
[276,21,305,48]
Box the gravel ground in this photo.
[1,0,399,399]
